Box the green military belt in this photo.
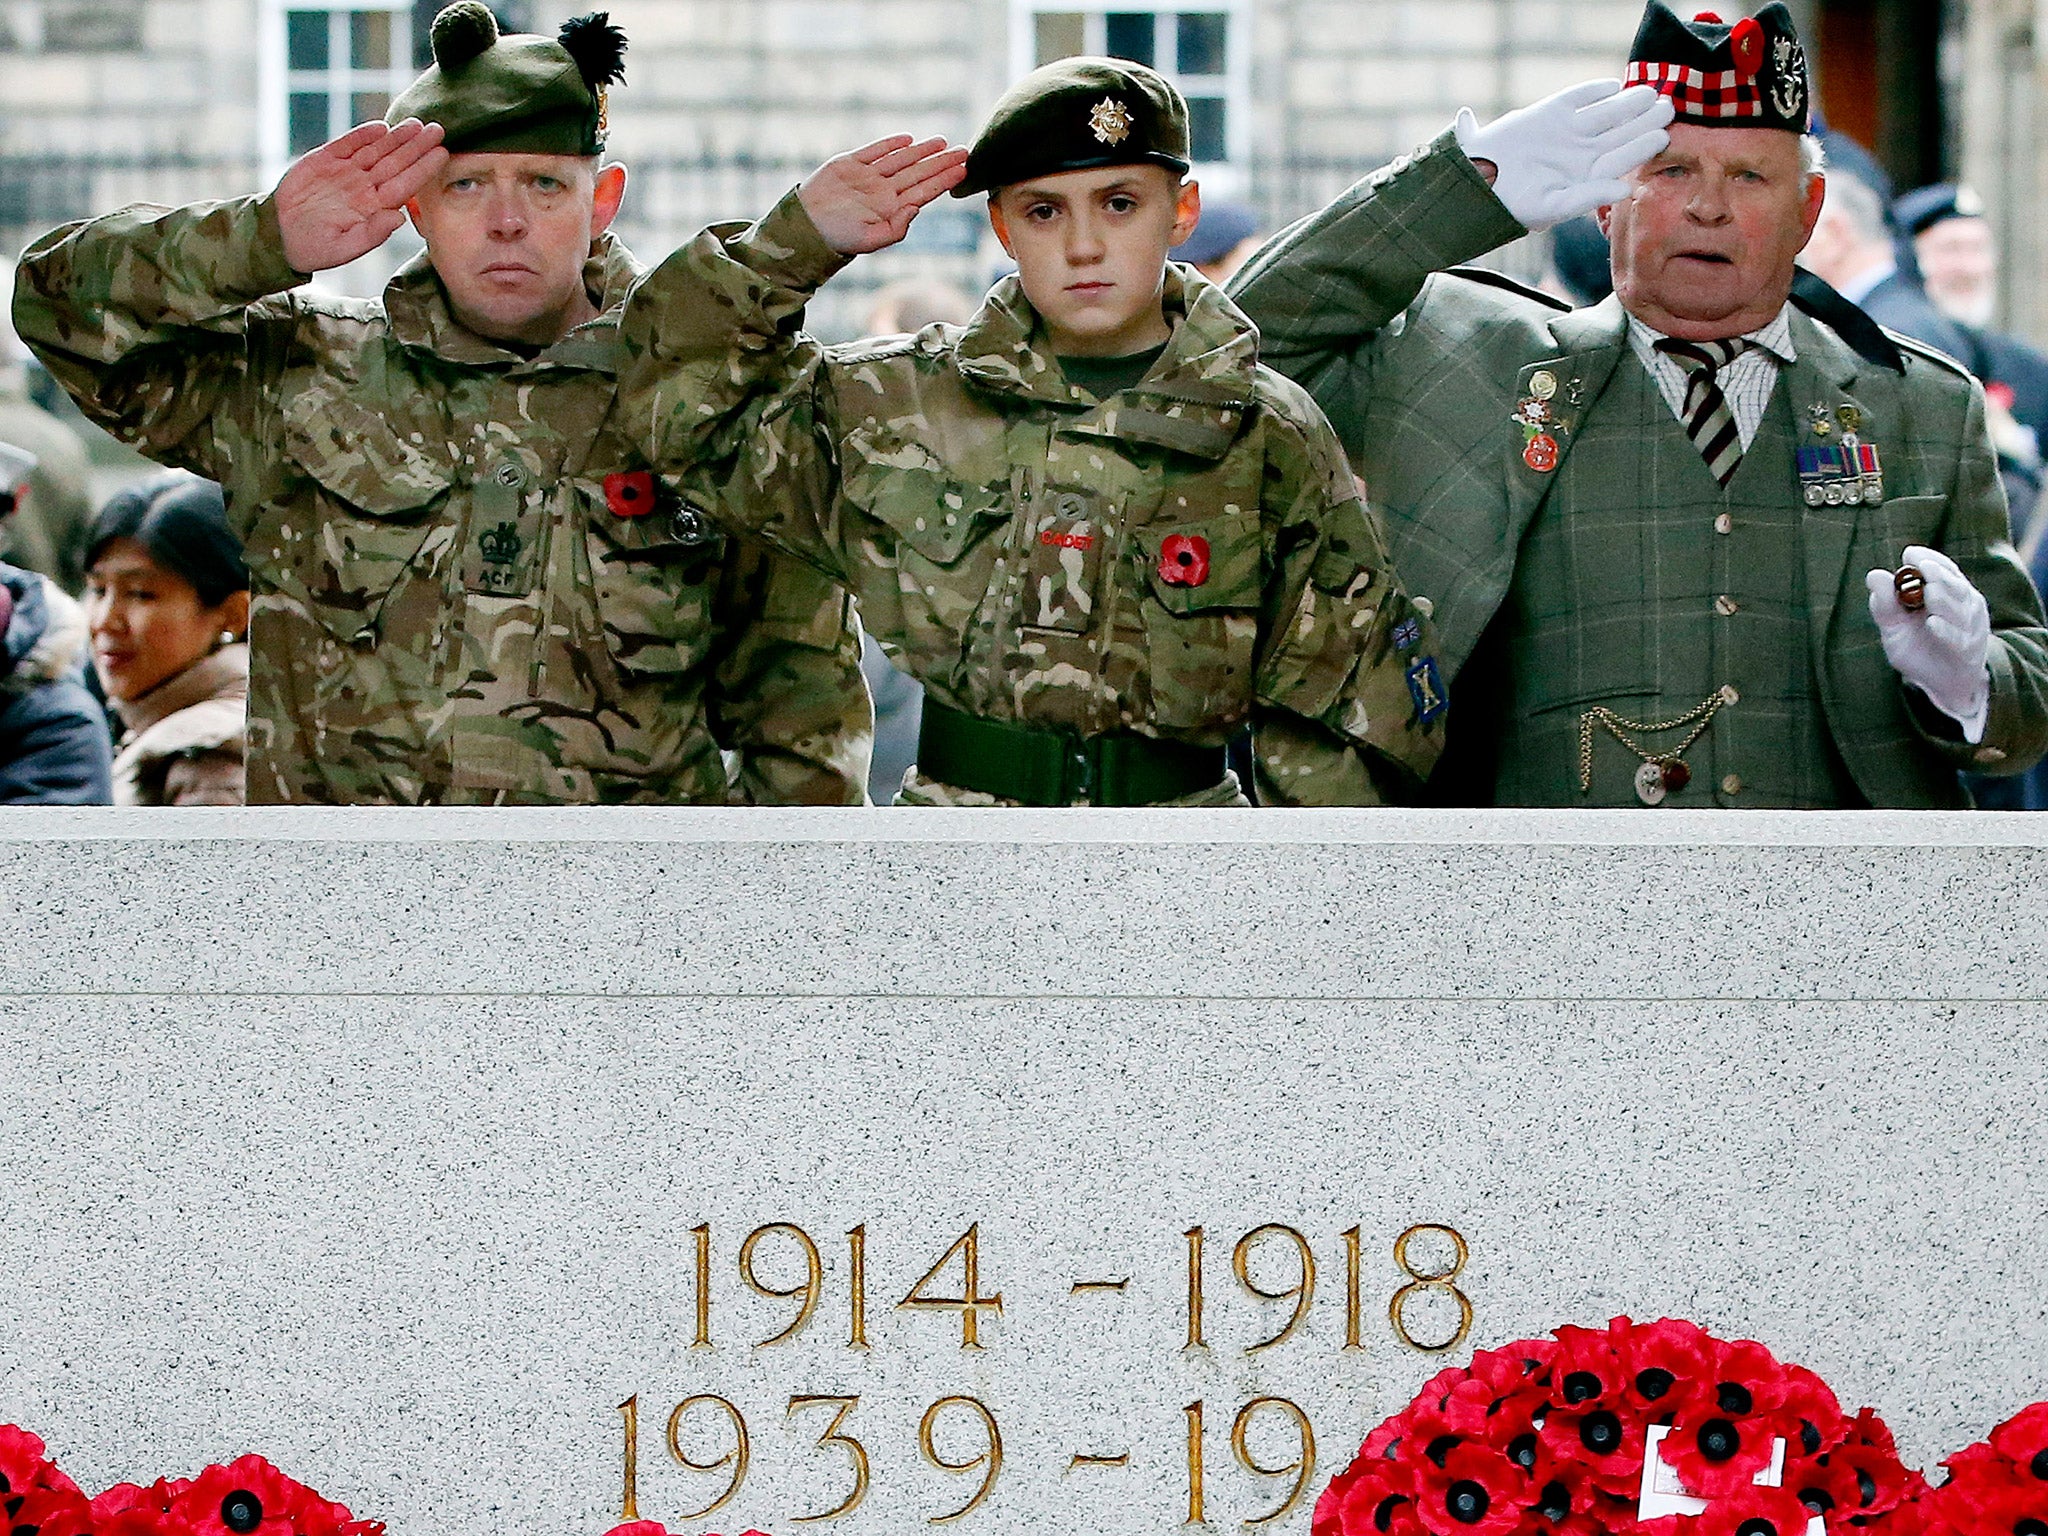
[916,699,1227,807]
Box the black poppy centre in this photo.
[1445,1479,1490,1524]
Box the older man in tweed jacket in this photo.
[1231,1,2048,808]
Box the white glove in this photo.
[1452,79,1673,231]
[1865,545,1991,743]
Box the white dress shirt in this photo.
[1626,305,1797,451]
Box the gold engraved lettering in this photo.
[1389,1223,1473,1353]
[1070,1278,1130,1294]
[740,1222,823,1347]
[1233,1225,1316,1353]
[1232,1397,1317,1527]
[919,1395,1004,1524]
[616,1394,639,1522]
[1069,1452,1130,1469]
[1183,1226,1206,1351]
[847,1224,869,1350]
[787,1394,869,1522]
[898,1224,1004,1349]
[689,1223,712,1348]
[1342,1226,1364,1350]
[1184,1400,1207,1525]
[667,1394,749,1521]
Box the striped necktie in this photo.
[1655,337,1751,486]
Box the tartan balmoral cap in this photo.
[954,56,1191,198]
[387,3,627,156]
[1624,3,1810,132]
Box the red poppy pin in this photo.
[1157,533,1211,587]
[1730,17,1765,78]
[603,470,657,517]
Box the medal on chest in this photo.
[1513,369,1578,474]
[1799,403,1884,506]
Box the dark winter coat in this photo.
[1,561,113,803]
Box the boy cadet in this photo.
[619,60,1446,806]
[1229,2,2048,807]
[13,5,870,805]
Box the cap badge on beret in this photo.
[953,56,1191,197]
[1089,97,1133,146]
[1769,33,1806,120]
[1624,3,1808,131]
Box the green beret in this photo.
[954,57,1191,198]
[386,4,627,157]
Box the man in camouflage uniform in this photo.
[13,3,869,805]
[619,60,1446,805]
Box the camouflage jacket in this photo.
[14,195,870,805]
[617,192,1446,804]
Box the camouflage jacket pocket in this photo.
[850,455,1014,669]
[1133,513,1264,612]
[1259,528,1399,732]
[258,387,456,643]
[281,383,455,519]
[582,474,729,675]
[856,470,1011,569]
[1131,512,1264,730]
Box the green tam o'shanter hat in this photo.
[386,3,628,156]
[954,56,1191,198]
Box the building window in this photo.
[1012,3,1247,169]
[259,0,415,178]
[285,4,414,155]
[37,0,147,52]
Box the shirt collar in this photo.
[1627,303,1798,367]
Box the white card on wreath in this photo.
[1638,1426,1821,1532]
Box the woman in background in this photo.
[84,473,248,806]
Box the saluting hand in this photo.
[1454,79,1673,231]
[799,135,971,256]
[275,118,450,274]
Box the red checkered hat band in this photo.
[1625,59,1763,120]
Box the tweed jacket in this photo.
[1228,131,2048,806]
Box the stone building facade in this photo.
[1951,0,2048,343]
[2,0,2040,346]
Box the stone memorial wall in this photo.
[1,808,2042,1536]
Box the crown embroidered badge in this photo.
[478,521,523,565]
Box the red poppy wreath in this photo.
[1313,1316,2044,1536]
